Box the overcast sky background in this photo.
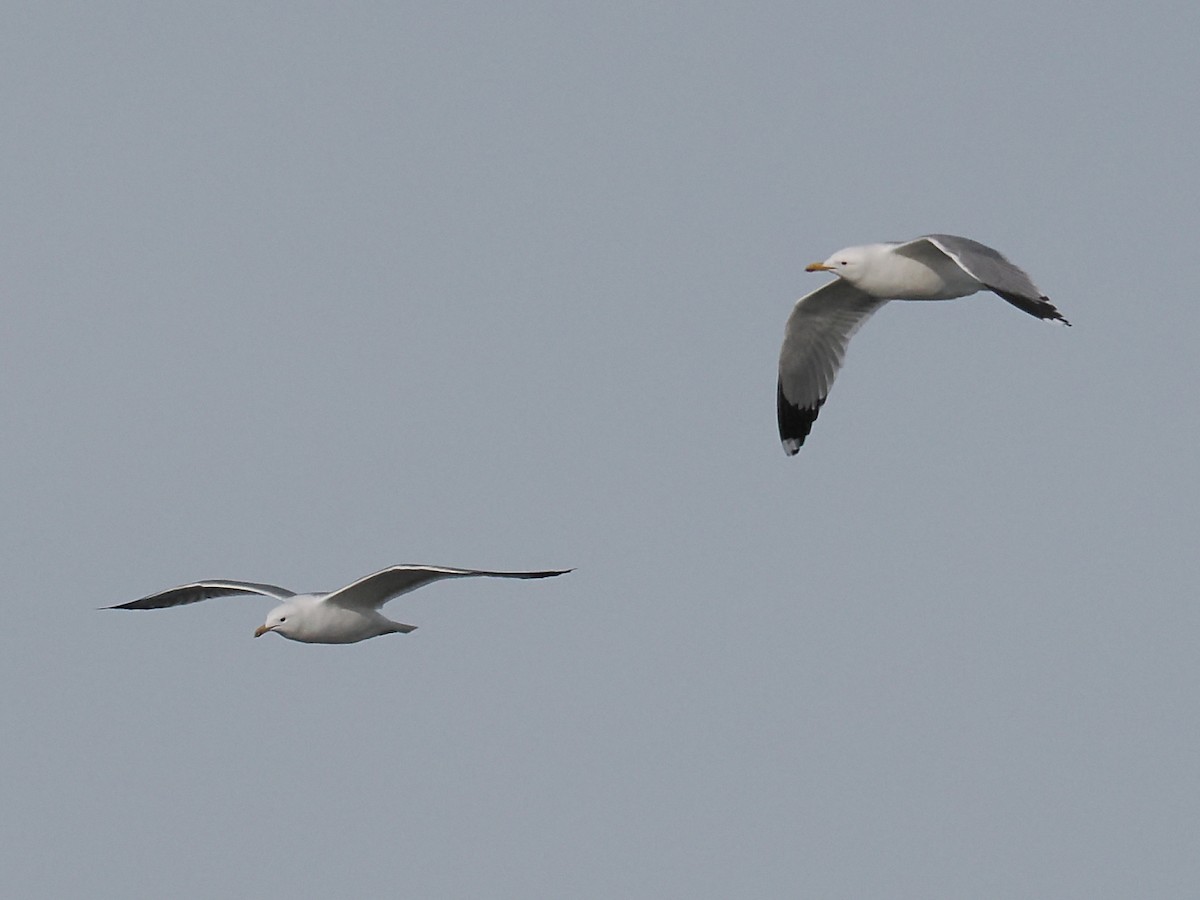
[2,2,1197,898]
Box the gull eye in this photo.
[839,260,848,266]
[280,617,286,622]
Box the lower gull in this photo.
[107,565,571,644]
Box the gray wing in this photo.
[322,565,572,611]
[106,580,296,610]
[916,234,1070,325]
[777,279,888,454]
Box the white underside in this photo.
[855,251,981,300]
[267,595,406,643]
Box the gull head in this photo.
[254,602,300,639]
[806,245,870,283]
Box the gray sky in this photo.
[2,2,1198,897]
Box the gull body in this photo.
[108,564,571,644]
[777,234,1070,454]
[253,593,414,644]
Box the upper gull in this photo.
[777,233,1070,453]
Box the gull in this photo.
[107,564,571,644]
[777,233,1070,453]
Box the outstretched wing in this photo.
[916,234,1070,325]
[322,565,571,611]
[106,580,296,610]
[777,279,888,454]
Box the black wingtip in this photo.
[994,289,1071,326]
[777,381,823,455]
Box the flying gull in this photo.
[107,564,571,644]
[777,233,1070,453]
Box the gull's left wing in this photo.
[322,565,572,611]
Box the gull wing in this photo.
[777,279,888,454]
[106,580,296,610]
[321,565,571,611]
[912,234,1070,324]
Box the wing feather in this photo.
[322,565,571,611]
[106,580,296,610]
[916,234,1070,324]
[777,280,887,453]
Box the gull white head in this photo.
[254,602,300,639]
[805,245,872,284]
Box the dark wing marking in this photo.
[777,382,825,454]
